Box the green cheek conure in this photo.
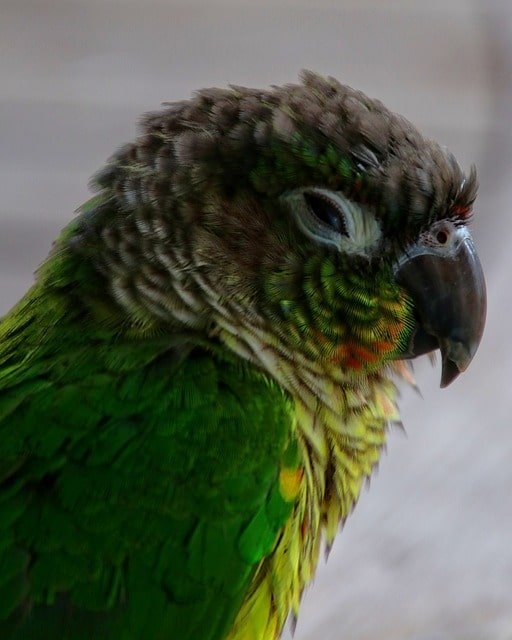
[0,72,486,639]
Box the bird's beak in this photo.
[394,223,486,387]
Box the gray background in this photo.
[1,1,511,638]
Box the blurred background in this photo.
[1,1,511,638]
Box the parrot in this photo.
[0,71,486,640]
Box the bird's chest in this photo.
[229,381,398,639]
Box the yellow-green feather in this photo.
[228,369,402,640]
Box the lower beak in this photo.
[394,224,486,387]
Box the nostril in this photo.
[436,230,448,245]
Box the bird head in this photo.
[83,71,486,387]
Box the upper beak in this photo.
[394,222,486,387]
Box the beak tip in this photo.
[439,339,476,387]
[440,357,462,388]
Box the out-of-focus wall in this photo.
[1,2,511,638]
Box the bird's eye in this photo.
[283,187,381,256]
[303,192,347,235]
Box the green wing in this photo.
[0,286,299,640]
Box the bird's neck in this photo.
[225,325,406,639]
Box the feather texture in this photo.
[0,72,479,638]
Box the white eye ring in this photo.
[283,187,382,257]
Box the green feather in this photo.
[0,272,297,639]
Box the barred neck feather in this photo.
[183,266,409,638]
[219,316,408,640]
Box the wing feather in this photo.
[0,290,299,639]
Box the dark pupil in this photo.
[304,192,346,235]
